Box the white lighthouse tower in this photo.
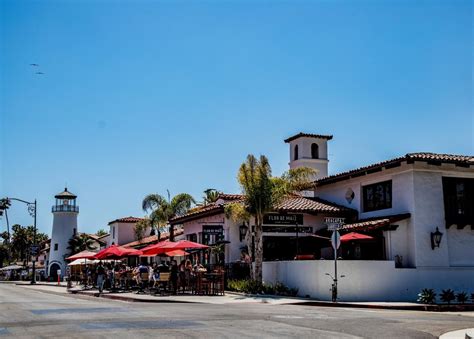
[48,188,79,280]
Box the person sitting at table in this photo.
[151,264,160,288]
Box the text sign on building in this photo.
[263,214,304,225]
[324,217,345,231]
[30,245,39,256]
[202,225,223,235]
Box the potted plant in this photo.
[417,288,436,304]
[440,289,455,306]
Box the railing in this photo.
[52,205,79,213]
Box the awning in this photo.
[340,213,411,232]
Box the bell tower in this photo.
[48,187,79,280]
[284,132,332,180]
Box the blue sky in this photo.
[1,0,472,236]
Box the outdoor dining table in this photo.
[194,271,224,295]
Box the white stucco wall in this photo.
[263,260,474,302]
[315,162,474,269]
[108,221,149,246]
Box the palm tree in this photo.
[203,189,221,205]
[134,218,151,242]
[95,229,108,237]
[67,234,96,256]
[225,155,315,283]
[142,190,195,241]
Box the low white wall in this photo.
[263,260,474,302]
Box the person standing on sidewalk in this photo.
[96,262,106,294]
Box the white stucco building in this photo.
[107,216,148,246]
[48,188,79,280]
[171,132,474,301]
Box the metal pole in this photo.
[5,209,11,263]
[295,221,299,259]
[31,200,37,284]
[333,244,337,302]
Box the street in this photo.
[0,284,473,338]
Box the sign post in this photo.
[325,217,345,302]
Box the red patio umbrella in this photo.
[141,240,208,256]
[340,232,374,242]
[94,245,143,260]
[164,249,189,257]
[66,250,97,261]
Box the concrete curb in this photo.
[225,291,474,312]
[71,290,198,304]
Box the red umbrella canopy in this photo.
[340,232,374,242]
[94,245,143,260]
[164,249,189,257]
[139,240,171,256]
[141,240,208,256]
[66,250,97,261]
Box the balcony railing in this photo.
[52,205,79,213]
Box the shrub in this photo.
[456,292,468,304]
[440,289,455,305]
[417,288,436,304]
[227,279,297,296]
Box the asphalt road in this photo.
[0,284,472,338]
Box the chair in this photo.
[155,272,170,296]
[136,272,149,294]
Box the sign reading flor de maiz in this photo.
[263,214,304,225]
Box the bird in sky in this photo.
[30,63,39,67]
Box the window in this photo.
[73,228,76,236]
[311,143,319,159]
[294,145,299,160]
[186,233,197,242]
[443,177,474,227]
[54,243,58,251]
[363,180,392,212]
[112,226,115,239]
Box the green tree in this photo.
[142,190,195,241]
[10,224,48,264]
[225,155,315,283]
[203,189,221,205]
[95,229,108,237]
[67,234,96,256]
[134,218,151,242]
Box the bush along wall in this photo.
[227,279,298,297]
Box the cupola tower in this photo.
[284,132,333,180]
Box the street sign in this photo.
[325,217,345,231]
[30,245,39,256]
[331,231,341,250]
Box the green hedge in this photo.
[227,279,298,297]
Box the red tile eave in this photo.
[341,213,411,232]
[169,205,225,225]
[316,153,473,187]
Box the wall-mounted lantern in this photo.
[430,227,443,250]
[239,224,248,242]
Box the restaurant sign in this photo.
[263,214,304,225]
[202,225,223,235]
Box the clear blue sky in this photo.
[1,0,472,236]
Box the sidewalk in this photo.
[9,282,474,311]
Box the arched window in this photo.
[294,145,299,160]
[311,143,319,159]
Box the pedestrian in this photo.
[96,261,106,293]
[170,260,178,295]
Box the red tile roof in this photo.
[122,229,184,248]
[340,213,411,232]
[108,216,145,225]
[284,132,333,143]
[316,152,474,186]
[170,193,354,224]
[217,193,244,201]
[274,196,354,214]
